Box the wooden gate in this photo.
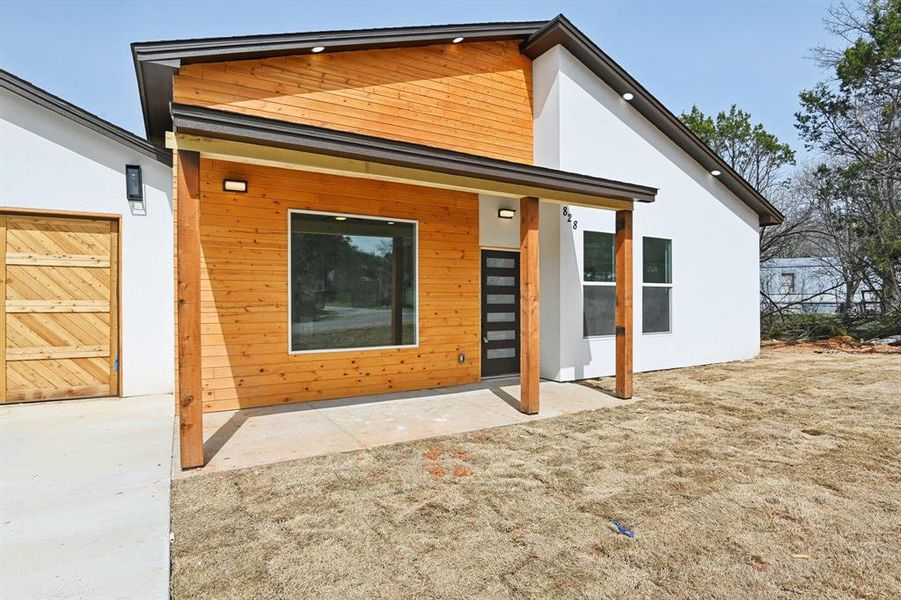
[1,212,119,402]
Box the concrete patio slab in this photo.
[0,395,174,600]
[180,379,634,476]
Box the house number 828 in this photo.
[562,206,578,230]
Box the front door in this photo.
[481,250,520,377]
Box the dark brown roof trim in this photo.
[132,21,544,63]
[521,15,783,226]
[0,68,170,165]
[132,21,544,147]
[171,103,657,204]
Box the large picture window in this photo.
[583,231,616,337]
[642,237,672,334]
[289,211,417,352]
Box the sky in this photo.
[0,0,838,156]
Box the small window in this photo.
[643,237,672,334]
[643,236,672,284]
[583,231,615,337]
[780,273,795,294]
[289,211,417,352]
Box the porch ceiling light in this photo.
[223,179,248,193]
[334,216,347,221]
[498,208,516,219]
[452,37,465,43]
[711,170,722,177]
[622,92,634,101]
[311,46,326,53]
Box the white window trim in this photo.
[642,237,673,336]
[582,229,616,340]
[287,208,420,355]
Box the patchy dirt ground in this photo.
[763,335,901,354]
[171,350,901,599]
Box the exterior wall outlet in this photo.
[458,353,466,363]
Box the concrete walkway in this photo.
[182,378,634,476]
[0,395,174,600]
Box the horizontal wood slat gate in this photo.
[1,212,119,403]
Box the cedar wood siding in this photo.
[172,41,534,164]
[197,158,480,412]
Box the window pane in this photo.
[487,312,516,323]
[584,231,615,282]
[487,347,516,359]
[486,275,515,287]
[643,286,671,333]
[290,213,416,351]
[486,257,515,269]
[487,294,515,304]
[643,237,672,284]
[486,330,516,341]
[780,273,795,294]
[583,285,615,336]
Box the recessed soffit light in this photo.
[452,37,464,44]
[622,92,634,101]
[711,170,722,177]
[334,216,347,221]
[311,46,326,53]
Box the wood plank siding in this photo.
[197,158,480,412]
[173,41,534,164]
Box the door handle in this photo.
[482,336,488,344]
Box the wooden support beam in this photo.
[519,196,540,414]
[615,209,634,399]
[176,150,204,469]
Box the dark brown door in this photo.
[481,250,520,377]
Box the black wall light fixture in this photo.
[498,208,516,219]
[223,179,248,193]
[125,164,143,204]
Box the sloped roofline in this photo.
[0,68,170,165]
[521,15,783,225]
[132,15,783,225]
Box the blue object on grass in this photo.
[612,517,635,538]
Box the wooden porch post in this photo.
[519,196,540,414]
[176,150,204,469]
[615,209,633,399]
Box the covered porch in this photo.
[176,378,635,475]
[169,104,656,469]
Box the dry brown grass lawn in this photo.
[171,350,901,599]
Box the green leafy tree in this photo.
[796,0,901,313]
[682,105,795,196]
[680,105,805,262]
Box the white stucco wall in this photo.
[1,90,174,397]
[478,195,520,250]
[533,46,761,380]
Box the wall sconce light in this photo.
[125,164,143,205]
[498,208,516,219]
[223,179,248,193]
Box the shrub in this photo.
[761,313,848,341]
[850,309,901,340]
